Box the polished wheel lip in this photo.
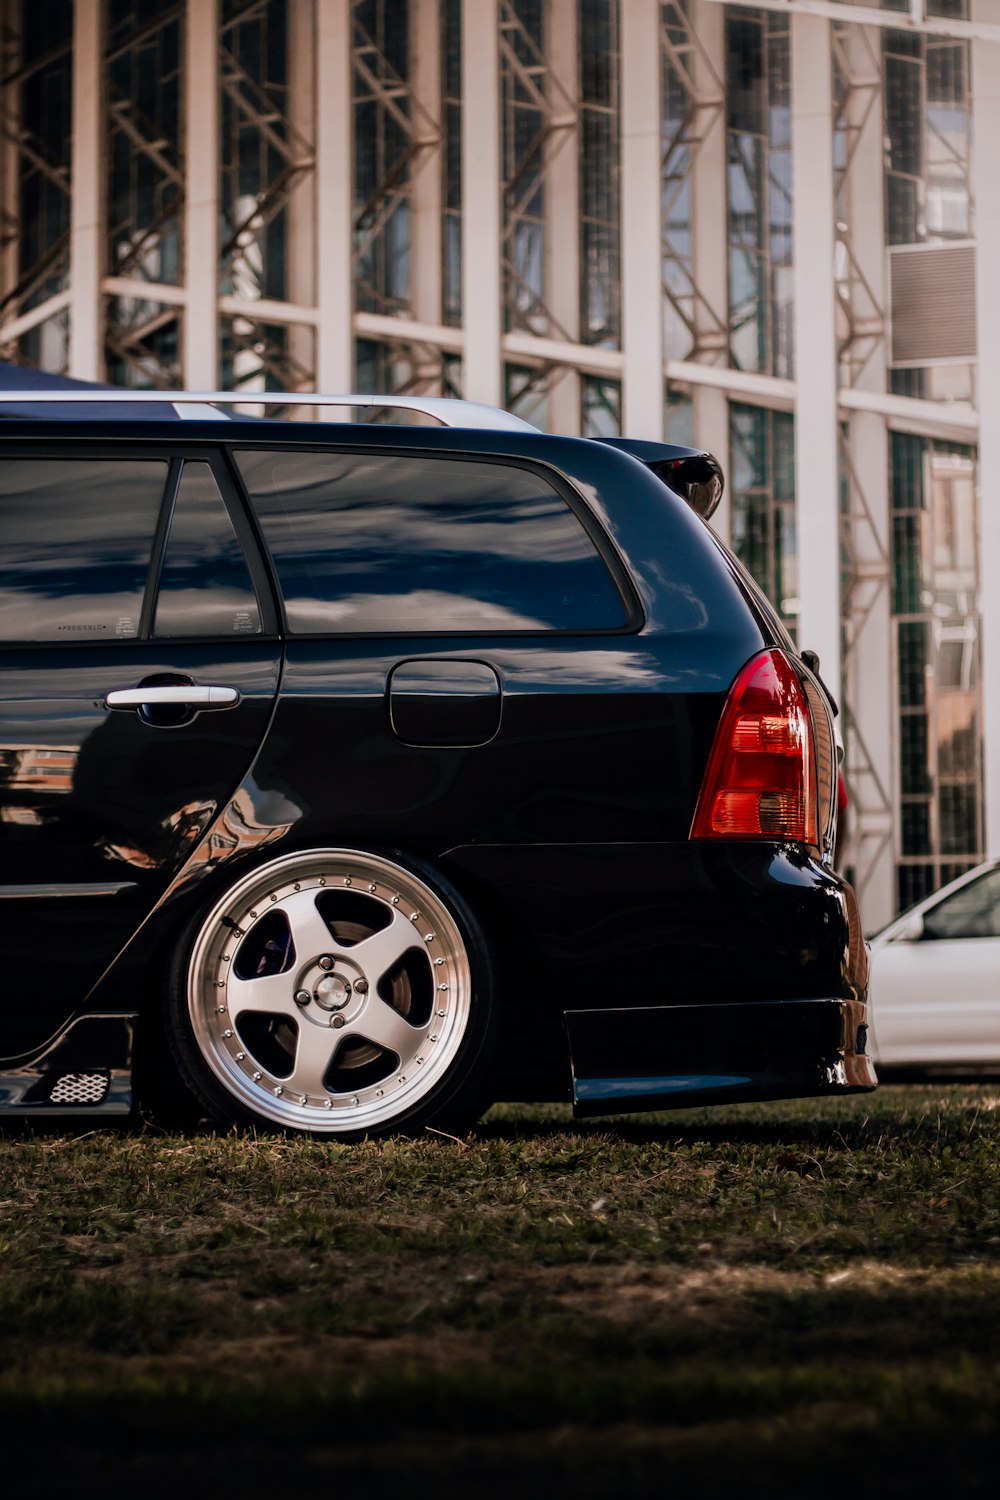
[187,849,472,1132]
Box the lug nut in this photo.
[354,978,369,994]
[332,1015,345,1028]
[294,990,311,1006]
[319,955,334,971]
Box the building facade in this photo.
[2,0,999,929]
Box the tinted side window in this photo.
[0,458,166,642]
[922,867,1000,940]
[154,462,262,638]
[234,449,628,633]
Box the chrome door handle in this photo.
[105,685,241,710]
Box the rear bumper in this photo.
[566,997,875,1115]
[445,841,869,1010]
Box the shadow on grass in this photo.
[1,1080,992,1152]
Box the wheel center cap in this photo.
[314,973,352,1012]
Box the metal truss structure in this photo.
[831,22,886,390]
[830,20,895,903]
[499,0,574,342]
[352,5,436,317]
[659,0,728,366]
[495,0,584,425]
[3,0,1000,924]
[0,0,73,370]
[104,0,184,388]
[217,0,316,397]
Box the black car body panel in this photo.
[0,410,875,1126]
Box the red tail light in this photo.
[690,649,818,844]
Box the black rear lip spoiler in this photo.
[595,437,724,520]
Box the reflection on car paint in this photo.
[0,743,78,791]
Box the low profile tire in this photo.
[165,848,501,1139]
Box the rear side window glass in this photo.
[922,867,1000,940]
[0,458,166,642]
[154,462,261,638]
[234,449,628,633]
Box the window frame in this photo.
[0,442,279,647]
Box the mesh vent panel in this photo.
[49,1073,109,1105]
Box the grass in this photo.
[1,1085,999,1496]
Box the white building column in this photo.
[972,12,1000,855]
[410,0,443,333]
[839,23,895,929]
[316,0,354,392]
[791,15,840,694]
[287,0,318,391]
[69,0,103,381]
[689,0,731,540]
[621,0,664,438]
[546,0,581,435]
[461,0,502,405]
[184,0,219,389]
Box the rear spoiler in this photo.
[595,438,724,521]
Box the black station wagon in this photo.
[0,390,875,1137]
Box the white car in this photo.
[870,859,1000,1070]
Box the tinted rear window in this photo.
[234,449,628,633]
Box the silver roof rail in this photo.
[0,389,540,432]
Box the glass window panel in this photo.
[0,460,167,642]
[579,0,620,348]
[937,692,978,780]
[883,20,971,259]
[898,621,927,707]
[582,377,621,438]
[504,0,548,336]
[729,404,796,635]
[664,391,694,447]
[891,432,925,512]
[236,449,627,633]
[580,0,616,105]
[442,0,462,326]
[505,365,549,431]
[892,515,924,616]
[891,434,982,909]
[154,463,261,638]
[726,16,765,136]
[14,4,72,371]
[926,1,968,19]
[726,12,792,378]
[938,783,978,857]
[901,800,931,857]
[352,0,413,319]
[898,862,937,913]
[105,1,184,386]
[922,865,1000,940]
[900,711,931,795]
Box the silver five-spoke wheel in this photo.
[168,849,497,1136]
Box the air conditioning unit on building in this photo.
[889,241,977,367]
